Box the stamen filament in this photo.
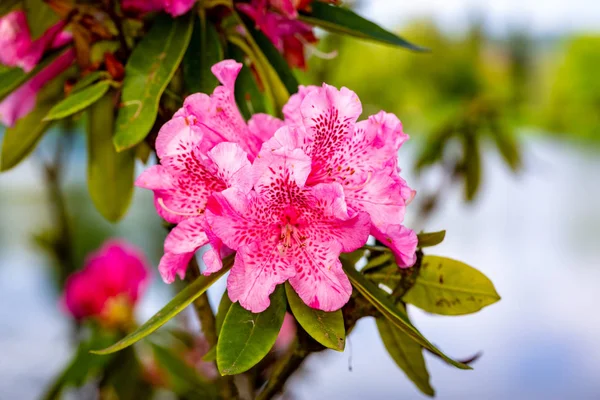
[157,198,198,217]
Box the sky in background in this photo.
[358,0,600,36]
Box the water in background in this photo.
[0,136,599,399]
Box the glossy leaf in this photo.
[92,257,233,355]
[285,282,345,351]
[376,317,434,397]
[361,252,393,273]
[239,14,299,94]
[417,230,446,248]
[217,285,287,375]
[229,44,267,119]
[403,256,501,316]
[113,13,193,151]
[343,263,470,370]
[24,0,60,40]
[71,71,111,93]
[45,80,111,121]
[299,2,425,51]
[215,290,233,335]
[151,344,218,399]
[183,16,222,94]
[86,92,135,222]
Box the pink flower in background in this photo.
[267,84,418,266]
[0,10,73,127]
[63,240,149,324]
[205,140,371,312]
[136,60,282,283]
[0,49,75,127]
[0,10,71,73]
[122,0,196,17]
[274,313,297,352]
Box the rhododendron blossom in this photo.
[205,142,371,312]
[63,240,149,324]
[136,60,283,283]
[269,84,419,266]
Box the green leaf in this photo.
[215,290,233,335]
[229,43,267,119]
[361,252,393,273]
[92,257,233,355]
[151,344,218,399]
[403,256,501,316]
[0,0,21,18]
[113,13,193,151]
[285,282,344,351]
[71,71,111,93]
[463,134,481,201]
[417,230,446,248]
[24,0,60,40]
[299,2,425,51]
[86,91,135,222]
[489,121,521,172]
[183,16,222,94]
[45,80,111,121]
[376,317,434,397]
[0,105,52,171]
[202,346,217,362]
[217,285,287,375]
[239,14,299,94]
[342,263,470,370]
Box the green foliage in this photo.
[343,263,470,370]
[0,0,21,18]
[183,16,223,94]
[403,256,500,315]
[86,91,135,222]
[285,282,345,351]
[299,2,424,51]
[45,80,112,121]
[417,230,446,248]
[24,0,60,40]
[92,258,233,355]
[217,285,287,375]
[376,315,434,396]
[113,13,193,151]
[229,44,268,119]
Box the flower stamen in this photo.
[157,198,200,217]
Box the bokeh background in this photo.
[1,1,599,399]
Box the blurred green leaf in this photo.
[414,126,454,172]
[45,80,111,121]
[71,71,111,93]
[376,316,434,397]
[92,257,233,355]
[151,344,218,399]
[343,263,470,370]
[299,2,425,51]
[417,230,446,248]
[113,13,193,151]
[489,121,521,172]
[202,346,217,362]
[403,255,500,316]
[229,43,267,118]
[463,134,481,201]
[240,14,299,94]
[217,285,287,375]
[285,282,345,351]
[24,0,59,40]
[183,16,222,94]
[86,91,135,222]
[0,0,21,18]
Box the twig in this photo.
[104,0,130,56]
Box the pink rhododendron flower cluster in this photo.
[0,11,73,127]
[137,60,417,313]
[121,0,196,17]
[63,240,149,324]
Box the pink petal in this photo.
[164,217,209,254]
[282,85,318,126]
[135,164,174,191]
[371,224,418,267]
[253,143,312,193]
[206,142,253,192]
[247,113,285,144]
[154,116,203,160]
[227,244,296,313]
[159,252,194,284]
[164,0,197,16]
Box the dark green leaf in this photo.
[113,13,193,151]
[229,43,267,119]
[151,344,218,399]
[417,230,446,248]
[361,252,393,273]
[217,285,287,375]
[71,71,111,93]
[463,133,481,201]
[183,16,222,94]
[299,2,425,51]
[0,0,21,18]
[87,91,135,222]
[24,0,60,40]
[342,263,470,369]
[45,80,111,121]
[216,290,233,335]
[92,257,233,355]
[403,256,500,316]
[489,121,521,172]
[376,317,434,397]
[239,14,299,94]
[285,282,344,351]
